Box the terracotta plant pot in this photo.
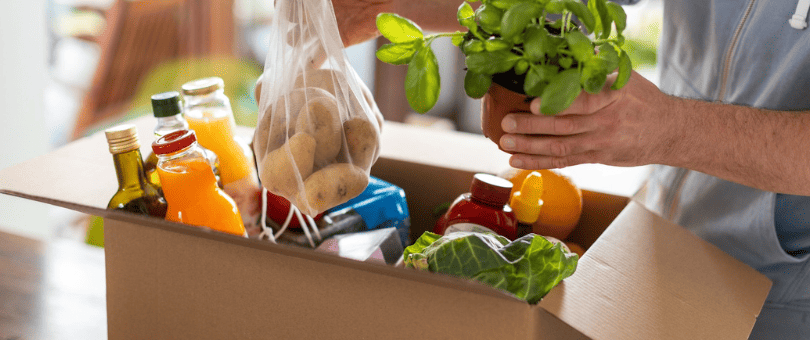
[481,81,533,152]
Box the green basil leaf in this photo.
[464,71,492,98]
[462,39,485,54]
[451,32,465,46]
[514,60,529,75]
[406,46,440,113]
[587,0,603,37]
[375,42,419,65]
[545,0,565,14]
[484,38,512,51]
[580,62,607,94]
[376,13,424,43]
[490,0,525,11]
[595,0,612,39]
[476,4,504,34]
[563,1,594,33]
[564,30,593,63]
[465,50,521,74]
[559,57,573,69]
[606,2,627,34]
[611,51,632,90]
[524,25,547,61]
[540,69,581,115]
[597,43,619,71]
[457,2,477,31]
[501,2,543,40]
[524,64,558,97]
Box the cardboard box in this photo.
[0,116,772,339]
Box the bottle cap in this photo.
[105,124,140,154]
[152,129,197,155]
[151,91,182,118]
[181,77,224,96]
[511,171,544,224]
[470,173,513,206]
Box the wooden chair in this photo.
[71,0,236,140]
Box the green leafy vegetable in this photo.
[465,50,521,75]
[611,51,632,90]
[457,2,477,31]
[465,71,492,98]
[476,5,504,34]
[564,30,593,63]
[564,1,594,33]
[374,0,632,115]
[500,2,543,41]
[606,2,627,33]
[404,232,579,304]
[405,46,440,113]
[376,13,423,43]
[541,69,581,115]
[375,41,420,65]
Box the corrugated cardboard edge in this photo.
[538,202,773,340]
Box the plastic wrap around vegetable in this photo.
[404,231,578,303]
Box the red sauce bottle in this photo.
[434,173,518,240]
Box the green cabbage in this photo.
[404,231,579,304]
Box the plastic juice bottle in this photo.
[434,173,518,240]
[181,77,262,236]
[152,129,246,237]
[87,125,168,247]
[510,171,544,238]
[143,91,222,190]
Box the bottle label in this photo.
[444,222,496,235]
[223,175,263,237]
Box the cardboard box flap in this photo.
[0,131,116,213]
[538,202,772,339]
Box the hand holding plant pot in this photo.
[375,0,632,147]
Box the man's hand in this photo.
[332,0,395,47]
[498,71,679,170]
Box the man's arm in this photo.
[333,0,463,47]
[497,71,810,195]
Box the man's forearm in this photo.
[666,97,810,195]
[395,0,468,33]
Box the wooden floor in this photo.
[0,230,106,340]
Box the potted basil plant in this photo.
[375,0,632,141]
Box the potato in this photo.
[357,78,384,131]
[253,87,334,157]
[259,132,316,198]
[299,163,368,216]
[295,69,384,130]
[343,117,379,170]
[294,69,344,95]
[295,96,342,167]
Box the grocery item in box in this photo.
[252,0,381,217]
[183,77,262,236]
[153,130,246,237]
[327,176,410,246]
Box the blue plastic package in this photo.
[327,176,411,247]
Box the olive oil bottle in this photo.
[87,124,167,247]
[105,124,167,216]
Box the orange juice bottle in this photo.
[181,77,262,236]
[152,129,246,237]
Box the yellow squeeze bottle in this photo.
[510,171,544,237]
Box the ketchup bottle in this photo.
[434,173,518,240]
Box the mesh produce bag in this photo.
[253,0,383,217]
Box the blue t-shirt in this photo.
[644,0,810,338]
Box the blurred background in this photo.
[0,0,662,241]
